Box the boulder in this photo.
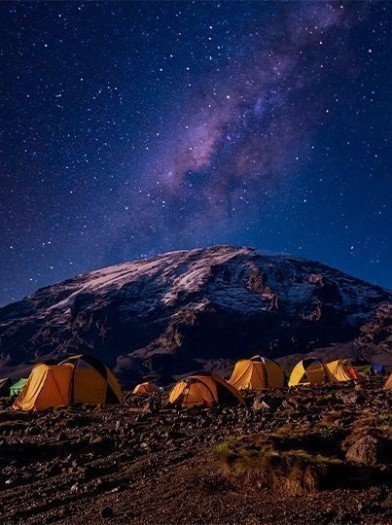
[346,435,384,466]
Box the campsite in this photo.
[1,354,392,523]
[1,250,390,525]
[0,1,391,523]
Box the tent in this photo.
[10,378,28,397]
[352,359,372,378]
[324,359,358,382]
[133,382,159,394]
[384,373,392,389]
[169,371,244,408]
[0,378,11,396]
[59,354,122,405]
[13,354,122,411]
[373,364,386,376]
[229,355,284,390]
[288,358,327,387]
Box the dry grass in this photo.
[214,436,345,494]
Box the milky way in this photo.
[111,2,368,251]
[0,1,390,305]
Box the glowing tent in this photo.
[288,358,327,387]
[384,373,392,389]
[229,355,284,390]
[169,371,244,408]
[13,354,122,411]
[324,359,359,382]
[133,382,159,394]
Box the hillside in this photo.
[0,246,391,384]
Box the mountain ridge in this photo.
[0,245,391,384]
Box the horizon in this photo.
[1,1,391,305]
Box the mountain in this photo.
[0,245,391,384]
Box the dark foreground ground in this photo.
[1,379,392,524]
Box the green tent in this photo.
[10,378,28,397]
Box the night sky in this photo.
[0,1,391,306]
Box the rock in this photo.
[253,400,271,411]
[381,491,392,508]
[346,435,383,466]
[100,506,114,518]
[89,435,103,445]
[338,391,365,405]
[56,431,67,442]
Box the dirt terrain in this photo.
[1,379,392,524]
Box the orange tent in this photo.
[229,355,284,390]
[133,382,159,394]
[288,358,327,387]
[324,359,359,382]
[384,373,392,389]
[289,358,358,387]
[169,371,244,408]
[13,354,122,411]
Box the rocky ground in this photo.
[0,379,392,524]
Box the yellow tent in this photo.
[229,355,284,390]
[169,372,244,408]
[133,382,159,394]
[324,359,358,382]
[288,358,327,387]
[12,364,72,411]
[13,354,122,411]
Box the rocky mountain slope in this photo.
[1,380,392,524]
[0,245,391,384]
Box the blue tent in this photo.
[372,364,386,375]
